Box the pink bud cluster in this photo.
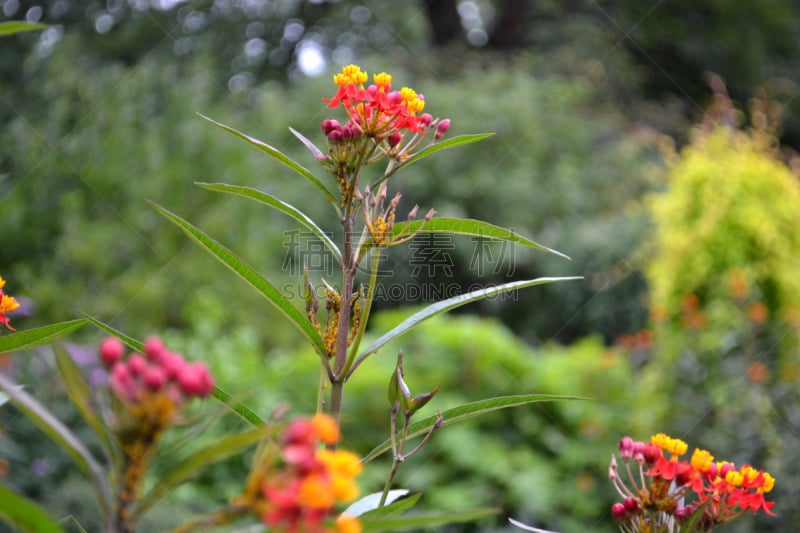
[321,119,362,144]
[99,336,213,403]
[617,435,660,465]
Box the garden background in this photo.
[2,1,800,531]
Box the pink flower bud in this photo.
[419,113,433,128]
[407,204,419,220]
[159,351,186,380]
[390,192,401,208]
[618,436,634,460]
[178,362,213,397]
[435,119,451,139]
[611,503,627,521]
[424,208,435,222]
[623,497,638,513]
[109,362,136,401]
[321,119,340,135]
[676,505,696,522]
[327,129,343,143]
[143,365,167,391]
[643,442,661,465]
[144,336,165,360]
[127,353,146,376]
[387,132,402,147]
[99,337,125,368]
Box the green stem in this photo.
[316,364,327,414]
[344,250,381,378]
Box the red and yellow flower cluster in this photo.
[0,276,20,331]
[610,434,775,532]
[242,414,363,533]
[322,64,450,160]
[99,336,214,427]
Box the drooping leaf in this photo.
[0,484,67,533]
[0,319,87,353]
[343,490,413,518]
[0,21,48,36]
[360,507,498,531]
[52,340,117,466]
[508,517,561,532]
[138,426,275,515]
[359,493,421,519]
[361,394,586,463]
[387,133,494,177]
[289,127,325,160]
[81,314,265,426]
[150,202,327,358]
[196,182,342,264]
[0,373,111,515]
[352,277,582,371]
[197,113,336,204]
[392,217,570,260]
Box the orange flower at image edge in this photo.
[0,276,20,331]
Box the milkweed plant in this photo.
[0,62,776,533]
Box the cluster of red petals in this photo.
[0,276,20,331]
[99,336,214,405]
[611,434,776,531]
[261,414,362,533]
[323,65,434,137]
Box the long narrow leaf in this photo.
[508,517,560,532]
[0,21,48,36]
[52,340,117,467]
[0,319,87,352]
[196,182,342,264]
[358,492,421,519]
[0,373,111,515]
[289,127,325,160]
[361,394,585,464]
[352,277,582,372]
[150,202,327,358]
[361,507,498,531]
[138,426,274,515]
[0,484,66,533]
[391,133,494,175]
[80,314,265,426]
[392,218,570,260]
[197,113,336,204]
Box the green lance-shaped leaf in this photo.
[345,490,419,518]
[81,313,265,427]
[289,126,326,160]
[361,394,586,464]
[0,484,67,533]
[381,133,495,181]
[392,217,570,260]
[52,340,118,467]
[0,373,112,516]
[196,182,342,265]
[360,507,498,532]
[351,277,582,374]
[508,517,560,532]
[150,202,327,359]
[0,319,87,353]
[137,426,275,515]
[197,113,337,205]
[0,21,48,36]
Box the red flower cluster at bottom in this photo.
[610,434,775,532]
[240,414,363,533]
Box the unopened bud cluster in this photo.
[99,336,213,408]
